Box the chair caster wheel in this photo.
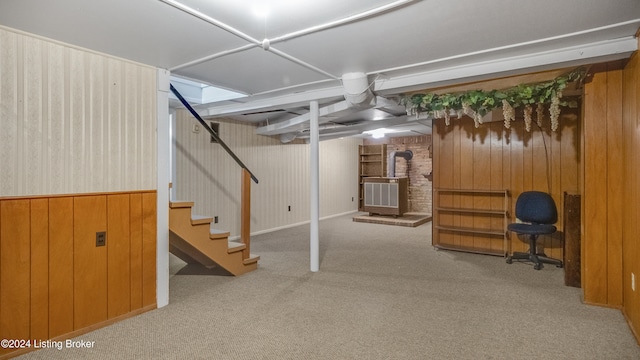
[506,257,512,264]
[534,263,542,270]
[556,264,564,268]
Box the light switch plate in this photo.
[96,232,106,247]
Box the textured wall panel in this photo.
[175,110,361,237]
[0,26,157,196]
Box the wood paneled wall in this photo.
[582,62,625,308]
[0,191,157,358]
[432,110,580,257]
[622,50,640,340]
[581,56,640,342]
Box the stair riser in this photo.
[169,207,257,276]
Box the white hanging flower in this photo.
[444,108,451,126]
[462,102,474,117]
[475,113,483,127]
[524,104,533,132]
[536,103,544,128]
[549,92,561,132]
[502,99,514,129]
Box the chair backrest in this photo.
[514,191,558,224]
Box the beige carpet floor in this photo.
[18,215,640,359]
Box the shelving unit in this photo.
[433,188,510,256]
[358,144,387,211]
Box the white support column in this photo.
[169,108,177,202]
[156,69,171,308]
[310,100,320,272]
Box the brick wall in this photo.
[364,135,433,214]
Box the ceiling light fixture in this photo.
[363,128,411,139]
[252,6,270,19]
[363,128,389,139]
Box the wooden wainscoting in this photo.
[621,48,640,345]
[0,191,157,359]
[432,111,580,258]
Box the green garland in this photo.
[399,67,585,131]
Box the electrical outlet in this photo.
[96,232,106,247]
[632,273,636,292]
[214,216,218,224]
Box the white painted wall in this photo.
[174,110,361,237]
[0,26,157,196]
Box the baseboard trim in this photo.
[0,304,157,360]
[622,308,640,346]
[228,210,358,241]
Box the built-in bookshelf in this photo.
[358,144,387,211]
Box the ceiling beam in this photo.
[257,98,379,135]
[374,36,638,95]
[199,36,637,119]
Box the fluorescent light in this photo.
[363,128,413,139]
[363,128,389,139]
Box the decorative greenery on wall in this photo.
[399,68,586,131]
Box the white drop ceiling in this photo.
[1,0,639,141]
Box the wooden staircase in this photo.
[169,201,259,275]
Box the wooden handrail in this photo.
[169,84,259,184]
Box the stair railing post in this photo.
[241,168,251,260]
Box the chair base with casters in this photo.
[506,233,563,270]
[506,221,563,270]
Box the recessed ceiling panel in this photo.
[177,0,405,41]
[175,47,336,95]
[276,0,640,78]
[0,0,248,69]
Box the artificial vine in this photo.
[399,67,586,131]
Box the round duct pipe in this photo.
[342,72,374,106]
[387,150,413,178]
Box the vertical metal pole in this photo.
[310,100,320,272]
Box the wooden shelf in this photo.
[434,225,505,236]
[432,188,510,256]
[358,144,387,211]
[435,207,508,215]
[436,188,510,194]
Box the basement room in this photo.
[1,1,639,359]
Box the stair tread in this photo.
[243,254,260,265]
[209,226,228,234]
[209,230,231,240]
[192,215,211,220]
[169,201,194,208]
[227,241,246,253]
[191,215,213,225]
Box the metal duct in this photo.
[342,72,375,106]
[387,150,413,178]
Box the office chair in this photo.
[506,191,563,270]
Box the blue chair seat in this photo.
[507,223,556,235]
